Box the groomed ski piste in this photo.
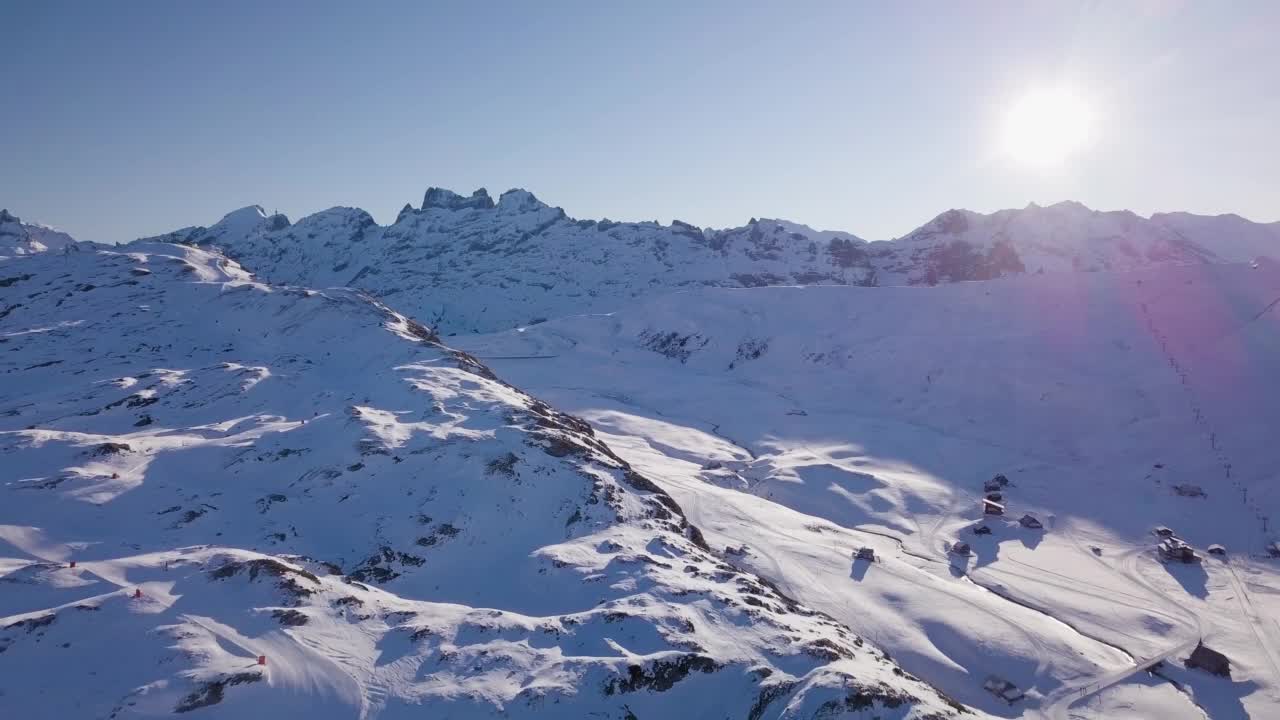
[458,259,1280,718]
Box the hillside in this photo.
[135,190,1279,335]
[0,209,79,258]
[0,243,970,719]
[457,259,1280,718]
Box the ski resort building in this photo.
[982,499,1004,516]
[1186,642,1231,678]
[1158,537,1197,563]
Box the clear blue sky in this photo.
[3,1,1277,243]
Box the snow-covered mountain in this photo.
[6,189,1280,719]
[885,202,1277,285]
[0,209,79,258]
[137,190,1278,334]
[0,243,970,718]
[457,258,1280,718]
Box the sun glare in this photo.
[1002,89,1092,168]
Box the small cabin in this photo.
[1158,537,1196,563]
[982,499,1005,516]
[1207,544,1226,557]
[951,541,972,556]
[854,547,876,562]
[1186,642,1231,678]
[1173,484,1206,498]
[983,676,1024,704]
[1019,514,1043,530]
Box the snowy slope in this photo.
[0,244,971,719]
[0,209,80,258]
[136,190,1278,335]
[457,260,1280,718]
[880,202,1279,285]
[1153,211,1280,264]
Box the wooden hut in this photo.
[1186,642,1231,678]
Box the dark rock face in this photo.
[639,329,707,363]
[423,187,495,211]
[920,240,1026,285]
[264,213,291,232]
[92,442,133,456]
[828,237,868,268]
[603,654,721,694]
[174,672,262,713]
[271,609,309,626]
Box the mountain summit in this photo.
[126,188,1277,334]
[0,209,79,257]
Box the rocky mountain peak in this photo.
[422,187,495,211]
[497,188,549,213]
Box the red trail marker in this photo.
[133,588,143,599]
[257,655,267,666]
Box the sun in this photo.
[1002,89,1092,167]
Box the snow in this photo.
[0,209,80,257]
[5,187,1280,718]
[133,189,1278,335]
[457,258,1280,718]
[1,242,966,718]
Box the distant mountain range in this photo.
[6,190,1278,334]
